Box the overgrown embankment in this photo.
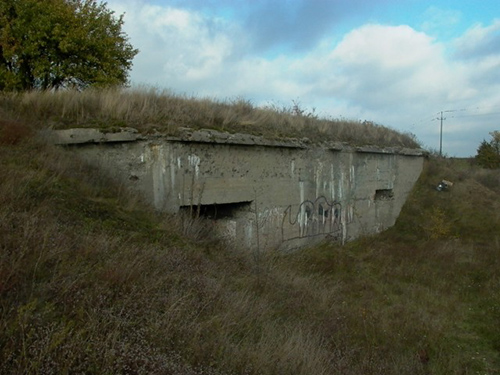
[0,88,420,148]
[0,119,499,374]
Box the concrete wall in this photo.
[46,128,424,251]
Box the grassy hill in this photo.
[1,115,499,374]
[0,88,419,148]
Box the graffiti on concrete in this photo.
[282,196,342,242]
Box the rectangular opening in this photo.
[375,189,394,201]
[179,201,252,219]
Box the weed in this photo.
[423,206,454,240]
[1,111,499,374]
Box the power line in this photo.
[412,106,499,155]
[433,107,499,157]
[434,110,460,157]
[447,111,500,119]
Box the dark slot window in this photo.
[375,189,394,200]
[179,201,252,219]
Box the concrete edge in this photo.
[40,127,140,145]
[172,128,310,149]
[41,127,425,156]
[356,145,426,156]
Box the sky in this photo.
[106,0,500,157]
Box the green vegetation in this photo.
[1,113,499,374]
[476,131,500,169]
[0,0,137,90]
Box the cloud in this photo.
[109,0,308,98]
[297,23,500,154]
[452,20,500,88]
[242,0,389,53]
[134,0,392,55]
[454,19,500,59]
[308,25,462,113]
[449,21,500,109]
[108,0,245,90]
[108,1,500,156]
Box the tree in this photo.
[0,0,138,90]
[476,131,500,169]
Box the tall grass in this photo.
[0,87,420,148]
[1,118,499,373]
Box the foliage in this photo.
[476,131,500,169]
[0,0,138,90]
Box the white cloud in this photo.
[332,24,437,68]
[108,1,500,156]
[454,19,500,59]
[299,24,500,154]
[109,0,240,88]
[306,24,464,118]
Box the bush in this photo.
[476,131,500,169]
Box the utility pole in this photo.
[435,108,467,156]
[439,111,444,157]
[437,111,446,157]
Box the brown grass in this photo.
[0,87,420,148]
[0,119,33,145]
[0,123,499,374]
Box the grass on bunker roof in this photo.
[0,87,420,148]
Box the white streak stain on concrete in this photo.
[170,154,176,192]
[338,169,345,201]
[245,221,253,248]
[330,164,335,200]
[299,180,306,236]
[341,206,347,244]
[188,154,200,178]
[315,162,323,198]
[350,165,355,188]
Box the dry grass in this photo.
[0,121,499,374]
[0,87,420,148]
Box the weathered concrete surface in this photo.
[47,128,425,251]
[41,127,140,144]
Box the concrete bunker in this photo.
[45,127,425,251]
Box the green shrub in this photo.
[476,131,500,169]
